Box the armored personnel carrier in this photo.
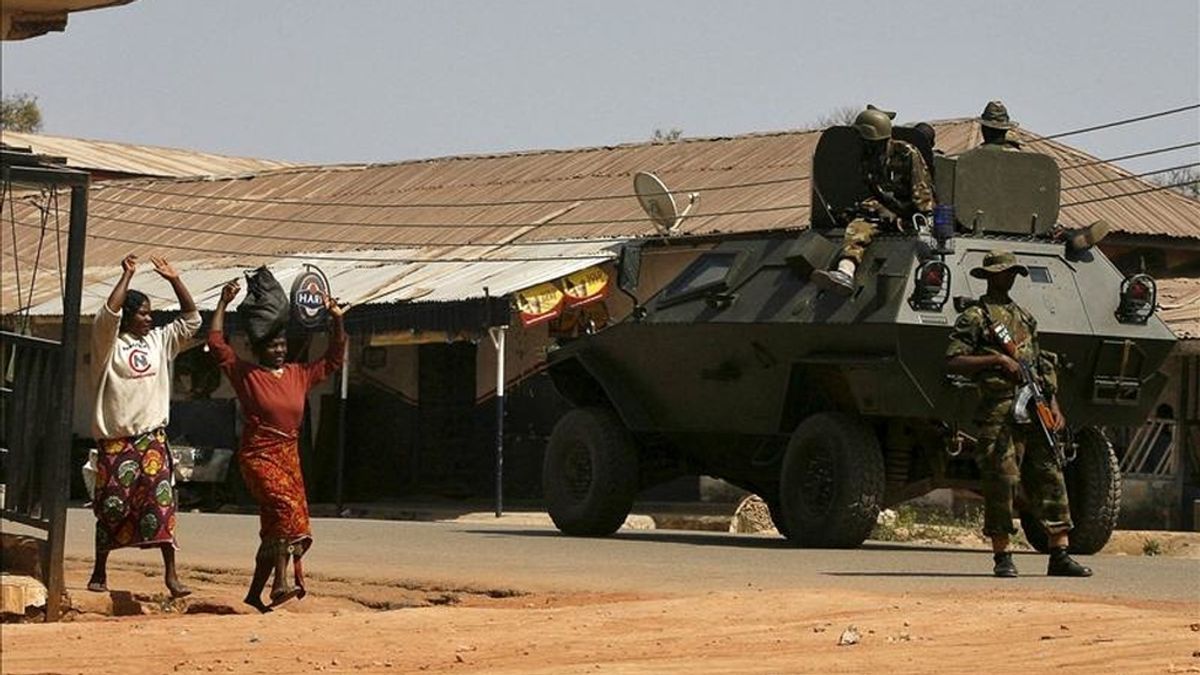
[542,125,1177,552]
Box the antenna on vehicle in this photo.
[633,171,698,235]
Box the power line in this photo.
[6,217,619,263]
[8,181,1195,268]
[83,198,809,230]
[1060,178,1199,208]
[1061,162,1200,191]
[81,144,1196,231]
[1025,103,1200,143]
[98,173,811,209]
[14,160,1195,257]
[90,140,1200,220]
[1060,141,1200,170]
[71,209,645,248]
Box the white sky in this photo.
[2,1,1198,174]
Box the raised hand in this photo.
[150,256,179,281]
[322,292,346,319]
[220,280,241,305]
[120,254,138,275]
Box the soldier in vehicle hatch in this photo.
[811,106,935,295]
[978,100,1022,150]
[945,250,1093,579]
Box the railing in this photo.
[1117,417,1177,477]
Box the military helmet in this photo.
[854,107,893,141]
[980,100,1019,130]
[866,104,897,120]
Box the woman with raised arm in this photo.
[88,254,200,597]
[208,279,345,612]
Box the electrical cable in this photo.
[5,178,23,317]
[1024,103,1199,143]
[91,104,1198,210]
[98,173,812,209]
[1059,141,1200,170]
[24,188,51,322]
[65,209,645,248]
[4,217,619,264]
[82,198,809,230]
[1061,162,1200,191]
[1060,178,1199,208]
[89,140,1198,221]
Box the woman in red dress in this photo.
[208,280,345,612]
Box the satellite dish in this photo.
[633,171,698,235]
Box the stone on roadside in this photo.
[730,495,776,534]
[0,574,47,615]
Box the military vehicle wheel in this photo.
[764,497,791,539]
[543,407,639,537]
[779,413,885,548]
[1019,427,1121,555]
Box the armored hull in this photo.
[539,124,1176,551]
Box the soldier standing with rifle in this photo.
[946,250,1093,578]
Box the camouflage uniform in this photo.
[946,298,1072,538]
[840,140,935,264]
[979,136,1022,151]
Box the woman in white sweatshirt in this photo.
[87,254,200,597]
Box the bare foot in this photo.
[166,579,192,599]
[86,578,107,593]
[243,596,273,614]
[269,586,301,607]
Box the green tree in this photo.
[1,93,43,132]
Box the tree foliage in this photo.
[651,128,683,143]
[1151,167,1200,200]
[806,106,860,130]
[0,93,43,132]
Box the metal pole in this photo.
[491,326,507,517]
[45,182,88,621]
[334,339,350,516]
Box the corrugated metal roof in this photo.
[4,120,1198,313]
[1158,277,1200,340]
[0,131,298,178]
[23,241,619,316]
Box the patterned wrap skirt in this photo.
[239,425,313,558]
[93,428,177,551]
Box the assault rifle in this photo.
[984,312,1070,467]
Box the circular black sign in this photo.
[291,265,331,329]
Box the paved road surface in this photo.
[59,509,1199,602]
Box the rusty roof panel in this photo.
[0,131,298,178]
[1158,277,1200,340]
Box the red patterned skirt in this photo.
[93,428,177,551]
[238,426,312,556]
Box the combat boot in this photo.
[992,551,1018,578]
[1047,547,1093,577]
[811,269,855,295]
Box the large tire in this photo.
[1020,427,1121,554]
[765,496,791,539]
[779,412,885,548]
[543,407,639,537]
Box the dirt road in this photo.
[3,556,1199,674]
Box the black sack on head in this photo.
[241,266,290,345]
